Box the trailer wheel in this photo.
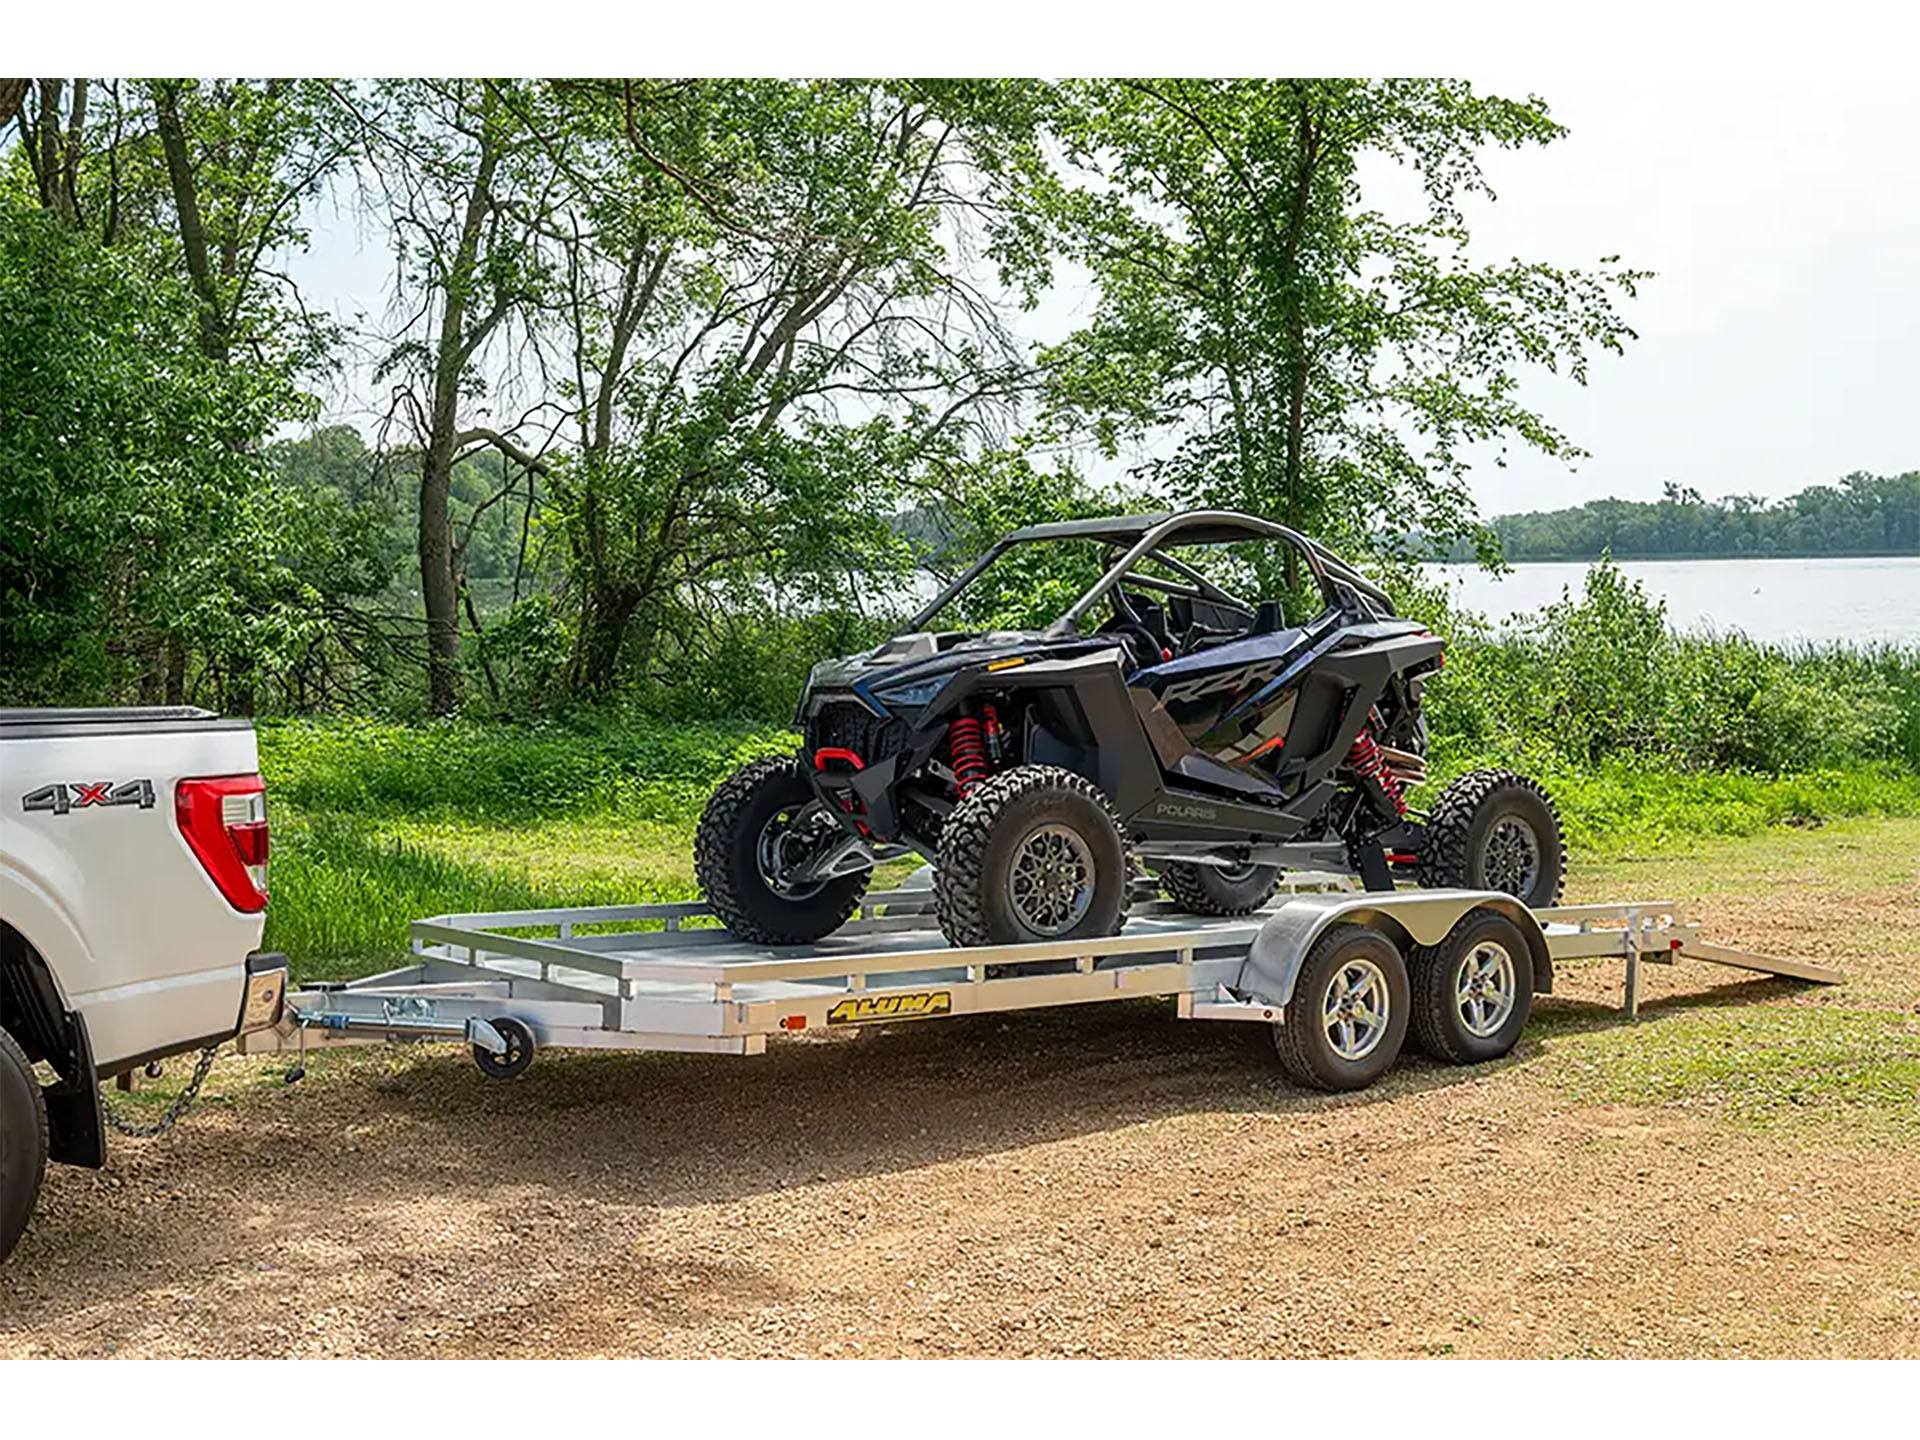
[1416,768,1566,908]
[0,1024,48,1264]
[936,765,1130,949]
[474,1017,536,1081]
[1270,924,1410,1092]
[1407,909,1535,1065]
[1158,861,1281,916]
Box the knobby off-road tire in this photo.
[1416,768,1566,909]
[935,765,1130,950]
[0,1024,48,1264]
[1406,907,1536,1065]
[1270,923,1410,1093]
[1158,861,1282,917]
[694,755,871,945]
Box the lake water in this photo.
[1422,557,1920,647]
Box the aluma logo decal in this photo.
[826,991,953,1026]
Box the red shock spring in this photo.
[948,713,990,798]
[1346,728,1407,815]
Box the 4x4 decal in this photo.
[21,780,156,816]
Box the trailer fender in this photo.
[1240,889,1552,1009]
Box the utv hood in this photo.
[801,629,1113,717]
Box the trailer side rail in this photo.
[236,890,1842,1069]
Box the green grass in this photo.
[260,716,793,979]
[1496,759,1920,860]
[1534,1006,1920,1135]
[1528,809,1920,1138]
[261,714,796,823]
[267,815,704,979]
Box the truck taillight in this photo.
[177,774,270,913]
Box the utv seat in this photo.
[1169,592,1271,653]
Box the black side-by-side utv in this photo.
[695,509,1563,949]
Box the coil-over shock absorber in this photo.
[947,702,1003,799]
[1346,727,1407,815]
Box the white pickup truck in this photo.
[0,707,288,1262]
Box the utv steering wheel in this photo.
[1107,591,1170,671]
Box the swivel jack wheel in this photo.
[473,1016,536,1080]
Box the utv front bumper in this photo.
[802,692,934,844]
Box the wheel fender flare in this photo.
[0,871,85,1012]
[1239,889,1552,1009]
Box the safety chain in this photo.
[101,1043,221,1139]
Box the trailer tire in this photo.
[1406,908,1536,1065]
[474,1017,536,1081]
[695,756,872,945]
[936,766,1130,949]
[0,1024,48,1264]
[1270,924,1410,1092]
[1158,861,1282,916]
[1416,768,1566,908]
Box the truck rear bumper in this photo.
[70,950,288,1074]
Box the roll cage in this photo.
[906,509,1393,638]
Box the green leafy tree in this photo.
[3,78,348,707]
[1482,471,1920,560]
[529,79,1054,694]
[0,196,317,705]
[347,78,562,714]
[1036,79,1646,570]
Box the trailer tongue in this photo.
[241,885,1841,1094]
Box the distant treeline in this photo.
[1443,472,1920,561]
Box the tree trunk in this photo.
[137,632,167,705]
[25,79,85,224]
[0,79,27,131]
[419,426,461,716]
[575,587,642,695]
[1283,352,1308,589]
[153,81,229,362]
[165,638,186,706]
[1276,92,1322,589]
[417,98,504,717]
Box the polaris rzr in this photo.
[694,509,1564,948]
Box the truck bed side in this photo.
[0,708,267,1071]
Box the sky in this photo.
[1444,70,1920,515]
[284,70,1920,520]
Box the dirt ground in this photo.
[5,822,1920,1359]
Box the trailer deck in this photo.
[241,880,1843,1087]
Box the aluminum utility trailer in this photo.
[241,883,1843,1093]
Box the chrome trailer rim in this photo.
[1322,957,1391,1061]
[1456,939,1518,1037]
[1008,823,1097,935]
